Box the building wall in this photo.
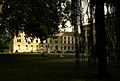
[10,31,82,53]
[39,32,77,53]
[11,31,40,53]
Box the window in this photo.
[24,36,26,39]
[31,45,33,50]
[64,41,66,44]
[68,46,70,50]
[31,39,34,43]
[36,40,38,43]
[55,45,58,50]
[17,39,21,42]
[55,40,58,43]
[53,36,58,39]
[64,37,66,39]
[64,46,66,50]
[18,45,20,50]
[46,45,48,48]
[68,37,70,40]
[41,45,43,47]
[72,37,74,40]
[68,41,70,44]
[50,40,52,43]
[61,47,62,50]
[31,45,33,47]
[72,41,74,44]
[61,41,62,43]
[26,45,28,50]
[72,46,74,50]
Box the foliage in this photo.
[1,0,71,40]
[0,32,10,52]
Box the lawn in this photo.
[0,54,120,81]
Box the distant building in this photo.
[9,24,95,53]
[39,32,77,53]
[10,31,81,53]
[9,31,41,53]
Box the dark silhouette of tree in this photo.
[1,0,70,41]
[71,0,80,72]
[95,0,108,76]
[115,0,120,66]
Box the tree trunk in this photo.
[95,0,108,76]
[115,0,120,66]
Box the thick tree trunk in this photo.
[71,0,80,72]
[115,0,120,65]
[115,0,120,66]
[95,0,108,76]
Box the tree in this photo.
[95,0,108,76]
[1,0,71,41]
[115,0,120,66]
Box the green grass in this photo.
[0,54,120,81]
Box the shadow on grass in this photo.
[0,54,119,81]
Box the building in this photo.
[39,32,77,53]
[10,31,80,53]
[10,31,41,53]
[9,24,96,53]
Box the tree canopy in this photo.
[1,0,70,40]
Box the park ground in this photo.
[0,53,120,81]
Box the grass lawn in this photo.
[0,53,120,81]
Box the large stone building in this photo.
[39,32,76,53]
[9,31,41,53]
[9,24,96,54]
[10,31,78,53]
